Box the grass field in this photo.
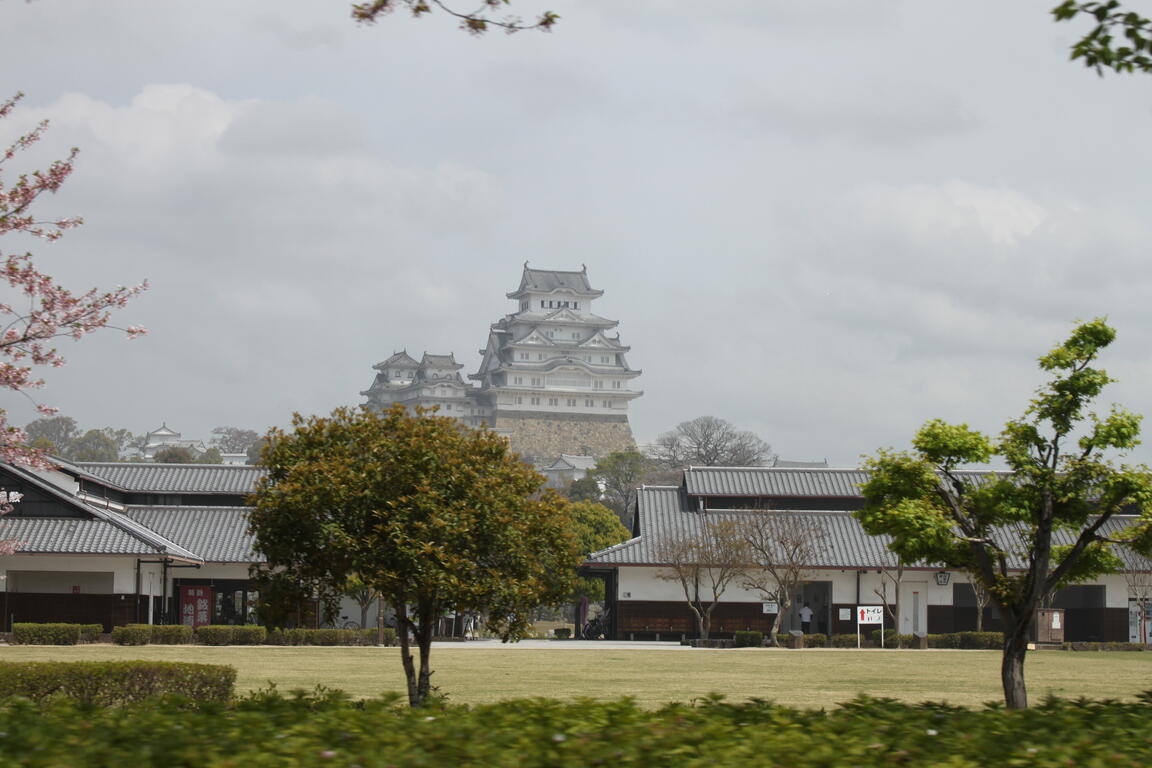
[3,642,1149,709]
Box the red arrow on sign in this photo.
[859,608,865,621]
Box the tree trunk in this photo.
[1000,606,1034,710]
[976,604,984,632]
[1002,630,1029,710]
[690,603,707,639]
[396,604,420,706]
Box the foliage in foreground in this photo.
[5,688,1152,767]
[0,661,235,706]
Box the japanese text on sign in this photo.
[856,605,884,624]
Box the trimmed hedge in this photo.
[151,624,193,644]
[0,661,235,705]
[12,623,82,645]
[265,628,389,646]
[112,625,152,646]
[195,625,268,646]
[734,631,763,647]
[78,624,103,643]
[7,689,1152,765]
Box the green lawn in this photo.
[3,643,1148,709]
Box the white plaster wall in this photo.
[1,555,138,592]
[618,567,857,606]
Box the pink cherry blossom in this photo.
[0,92,148,529]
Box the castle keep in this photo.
[361,265,642,462]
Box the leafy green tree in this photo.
[246,437,266,466]
[1053,2,1152,74]
[101,427,139,455]
[351,0,557,34]
[564,474,602,503]
[153,446,197,464]
[566,500,630,603]
[24,416,79,455]
[858,319,1152,709]
[65,429,119,462]
[588,449,652,526]
[197,447,224,464]
[249,404,583,707]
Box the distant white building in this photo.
[135,424,208,462]
[363,265,643,462]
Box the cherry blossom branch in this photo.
[351,0,558,34]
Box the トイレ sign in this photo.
[855,605,885,649]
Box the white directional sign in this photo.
[856,605,884,625]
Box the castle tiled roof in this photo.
[508,265,603,299]
[374,351,419,370]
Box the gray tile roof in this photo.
[123,507,259,563]
[76,463,267,494]
[374,351,419,370]
[683,467,1010,498]
[587,487,903,568]
[508,266,603,298]
[0,517,166,555]
[587,486,1152,572]
[684,467,871,497]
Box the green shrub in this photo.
[195,626,234,646]
[733,630,763,647]
[803,633,827,648]
[12,623,82,645]
[112,625,152,646]
[233,625,267,645]
[830,633,859,648]
[151,624,193,644]
[265,627,384,646]
[927,633,961,649]
[1065,641,1147,651]
[553,627,571,639]
[8,689,1152,765]
[78,624,103,643]
[957,631,1003,650]
[0,661,234,706]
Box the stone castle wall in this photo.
[492,411,636,462]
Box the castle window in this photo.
[531,397,540,405]
[519,353,528,360]
[531,377,542,387]
[602,400,611,408]
[516,396,523,404]
[572,332,579,339]
[613,380,621,389]
[601,356,609,363]
[567,398,576,407]
[514,377,523,385]
[574,302,579,309]
[593,380,603,389]
[585,399,594,407]
[548,398,558,406]
[540,301,545,308]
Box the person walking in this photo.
[799,602,814,634]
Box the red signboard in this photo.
[179,586,213,628]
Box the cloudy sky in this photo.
[3,0,1152,465]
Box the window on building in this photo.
[572,332,580,339]
[613,380,621,389]
[540,301,545,308]
[516,396,523,404]
[531,397,540,405]
[593,380,603,389]
[514,377,523,385]
[531,377,542,387]
[519,353,528,360]
[602,400,611,408]
[574,302,579,309]
[537,353,544,360]
[567,398,576,407]
[548,398,558,406]
[585,399,594,407]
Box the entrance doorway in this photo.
[785,581,832,635]
[179,585,212,628]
